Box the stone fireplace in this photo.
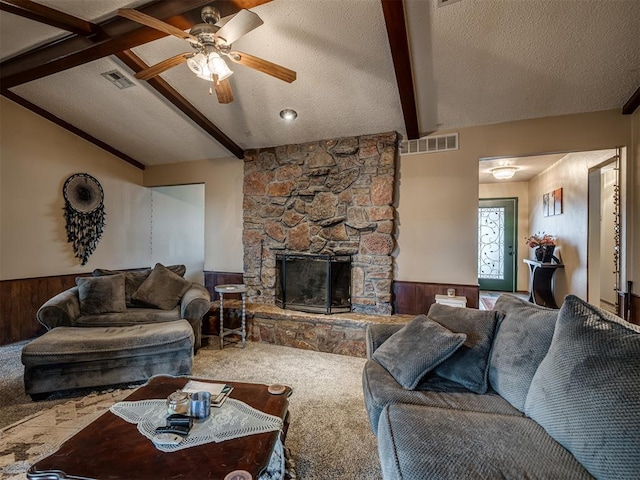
[243,131,398,315]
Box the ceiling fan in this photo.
[118,5,297,104]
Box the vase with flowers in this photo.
[525,232,558,263]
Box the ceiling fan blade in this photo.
[229,51,296,83]
[118,8,199,44]
[135,53,195,81]
[213,77,234,104]
[215,9,264,45]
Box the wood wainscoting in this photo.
[0,272,91,345]
[393,281,480,314]
[203,273,480,316]
[204,271,245,301]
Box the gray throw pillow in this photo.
[524,295,640,480]
[166,264,187,277]
[132,263,191,310]
[93,268,152,307]
[76,274,126,315]
[372,314,467,389]
[428,303,502,394]
[488,294,558,411]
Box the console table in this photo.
[523,260,564,308]
[215,284,248,349]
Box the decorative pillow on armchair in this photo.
[524,295,640,480]
[427,303,502,394]
[372,314,467,389]
[132,263,191,310]
[76,274,127,315]
[93,268,152,307]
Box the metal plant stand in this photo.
[215,284,248,349]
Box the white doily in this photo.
[110,399,283,453]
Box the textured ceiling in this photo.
[1,0,639,167]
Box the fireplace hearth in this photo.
[276,254,351,314]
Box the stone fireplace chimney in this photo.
[242,132,398,315]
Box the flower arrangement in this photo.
[525,232,556,248]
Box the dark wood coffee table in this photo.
[27,376,291,480]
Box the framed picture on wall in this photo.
[553,188,563,215]
[543,193,550,217]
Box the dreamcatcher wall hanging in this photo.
[63,173,106,265]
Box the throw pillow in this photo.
[428,303,502,394]
[93,268,152,307]
[132,263,191,310]
[372,314,467,389]
[488,294,558,411]
[166,264,187,277]
[524,295,640,480]
[76,274,127,315]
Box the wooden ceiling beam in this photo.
[0,0,272,89]
[116,50,244,159]
[381,0,420,140]
[1,89,145,169]
[0,0,100,36]
[622,85,640,115]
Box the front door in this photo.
[478,198,517,291]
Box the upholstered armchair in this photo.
[36,264,211,350]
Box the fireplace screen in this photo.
[275,254,351,314]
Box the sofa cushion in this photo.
[427,303,502,393]
[75,306,181,327]
[93,268,152,307]
[372,314,466,389]
[377,403,593,480]
[488,294,558,411]
[525,295,640,480]
[362,359,521,435]
[132,263,191,310]
[76,274,126,315]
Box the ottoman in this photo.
[22,320,194,400]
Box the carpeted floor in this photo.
[0,340,382,479]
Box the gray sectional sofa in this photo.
[363,294,640,479]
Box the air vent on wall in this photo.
[400,133,458,156]
[101,70,135,89]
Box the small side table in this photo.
[435,294,467,308]
[215,284,248,349]
[523,260,564,308]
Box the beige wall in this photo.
[6,96,635,299]
[143,158,244,273]
[0,97,151,280]
[528,150,616,300]
[478,181,529,291]
[396,109,635,290]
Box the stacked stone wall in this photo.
[243,131,398,315]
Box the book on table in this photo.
[182,380,233,407]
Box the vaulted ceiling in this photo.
[1,0,639,169]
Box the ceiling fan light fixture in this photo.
[491,166,518,180]
[280,109,298,121]
[187,52,233,81]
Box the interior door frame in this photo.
[587,152,622,312]
[478,197,518,292]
